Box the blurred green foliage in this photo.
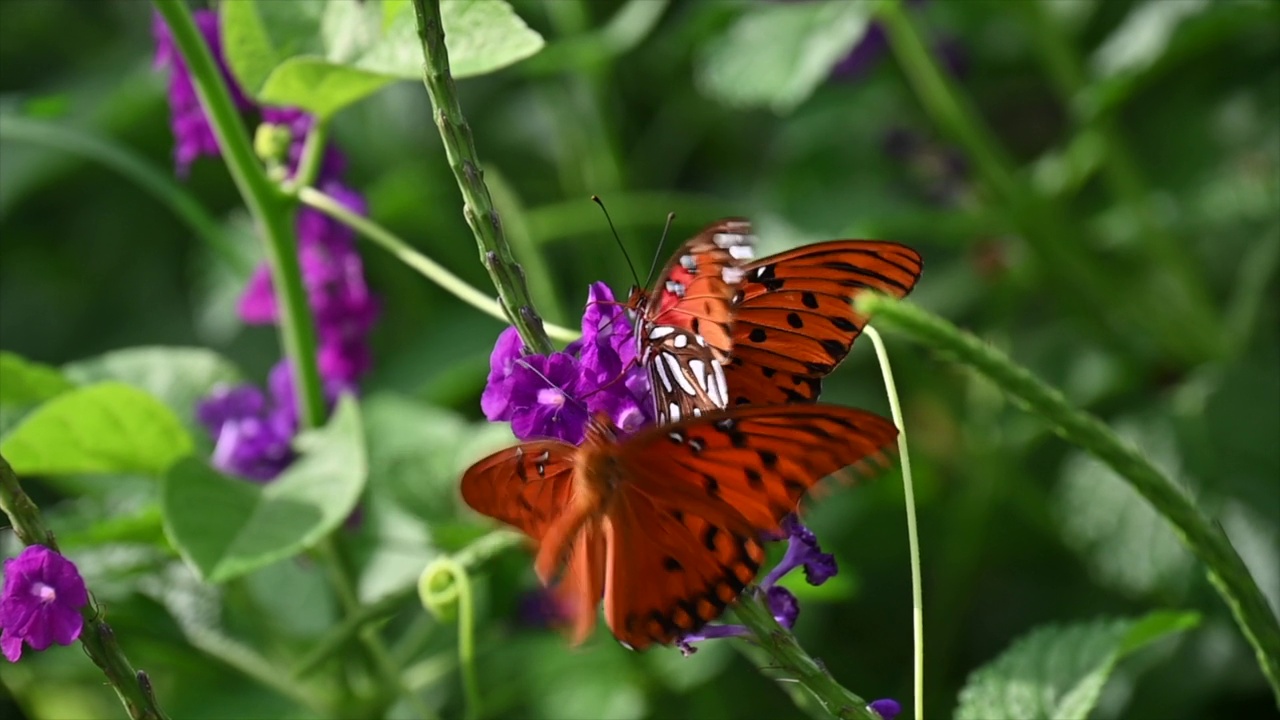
[1,1,1277,719]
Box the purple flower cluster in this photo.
[1,546,87,662]
[155,10,378,481]
[152,10,252,176]
[482,283,652,444]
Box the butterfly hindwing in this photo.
[459,440,577,541]
[727,241,923,406]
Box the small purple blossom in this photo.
[152,9,252,176]
[762,514,838,588]
[196,361,344,481]
[869,698,902,720]
[481,284,654,442]
[0,546,88,662]
[508,353,592,444]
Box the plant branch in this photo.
[411,0,555,355]
[296,187,580,343]
[857,295,1280,702]
[735,590,880,720]
[152,0,325,429]
[0,453,169,720]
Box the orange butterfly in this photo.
[461,404,898,649]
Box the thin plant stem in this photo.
[734,590,881,720]
[419,558,483,720]
[287,119,329,193]
[865,325,923,719]
[151,0,325,429]
[411,0,555,355]
[0,453,170,720]
[0,115,251,276]
[857,295,1280,702]
[296,187,580,343]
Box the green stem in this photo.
[316,540,430,718]
[0,454,170,720]
[735,590,880,720]
[152,0,325,429]
[0,115,250,276]
[856,296,1280,702]
[865,326,923,719]
[876,0,1221,365]
[296,187,580,343]
[410,0,554,355]
[287,119,329,193]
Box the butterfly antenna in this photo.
[592,195,641,289]
[643,211,677,287]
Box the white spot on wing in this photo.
[722,267,745,284]
[692,407,703,417]
[680,255,697,271]
[729,245,753,260]
[653,354,674,392]
[668,403,681,421]
[710,359,728,408]
[688,359,709,391]
[673,333,688,349]
[665,353,698,395]
[649,326,676,340]
[665,281,686,296]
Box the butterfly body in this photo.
[461,404,898,649]
[626,219,756,424]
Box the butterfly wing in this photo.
[643,327,730,424]
[726,241,923,406]
[460,440,578,541]
[601,404,899,648]
[461,441,609,644]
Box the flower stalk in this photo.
[410,0,555,355]
[734,589,880,720]
[0,453,169,720]
[151,0,325,430]
[857,295,1280,702]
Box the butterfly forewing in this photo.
[726,241,923,406]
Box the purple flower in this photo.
[762,515,838,587]
[1,546,88,662]
[869,699,902,720]
[508,353,591,444]
[195,361,344,481]
[481,284,654,441]
[153,9,252,176]
[517,588,573,629]
[482,327,527,421]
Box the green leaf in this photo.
[1,382,193,477]
[363,393,512,522]
[0,351,73,406]
[161,395,367,583]
[695,0,870,114]
[955,612,1201,720]
[222,0,543,119]
[63,346,242,427]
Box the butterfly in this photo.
[626,219,922,423]
[460,404,898,649]
[625,219,756,425]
